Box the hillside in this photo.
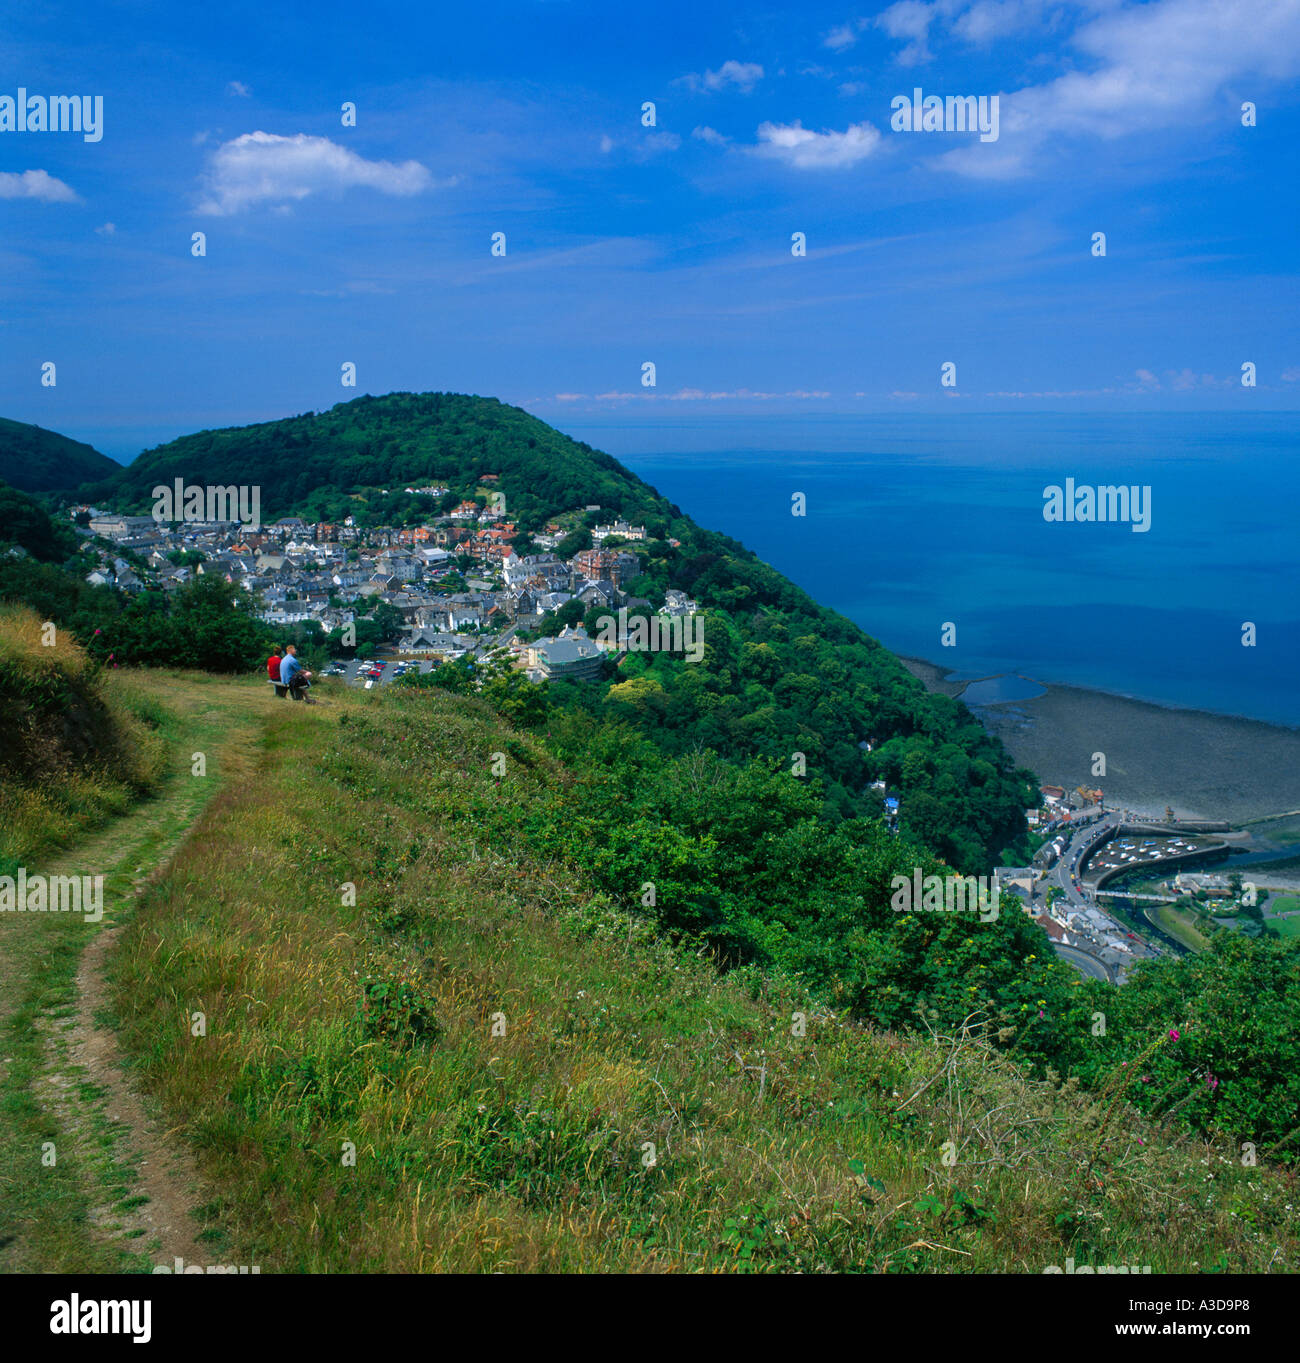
[74,392,1038,872]
[0,480,83,563]
[84,674,1300,1270]
[84,392,658,531]
[0,604,167,864]
[0,417,120,495]
[0,630,1294,1273]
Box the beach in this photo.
[903,658,1300,829]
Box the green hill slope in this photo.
[76,392,1038,872]
[0,417,120,494]
[84,391,658,529]
[100,672,1297,1272]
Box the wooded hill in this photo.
[77,391,1039,871]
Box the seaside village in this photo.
[32,491,1287,983]
[70,490,698,683]
[993,781,1271,982]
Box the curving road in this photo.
[1035,807,1165,981]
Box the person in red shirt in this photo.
[267,648,283,682]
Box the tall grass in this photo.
[0,605,168,863]
[107,680,1298,1273]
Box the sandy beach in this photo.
[902,657,1300,829]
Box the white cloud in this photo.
[680,60,764,93]
[197,131,434,215]
[598,130,680,160]
[912,0,1300,174]
[824,21,869,51]
[226,80,251,97]
[876,1,951,65]
[753,119,881,169]
[1282,367,1300,383]
[0,169,78,202]
[554,388,832,403]
[953,0,1052,45]
[1009,0,1300,141]
[692,125,728,145]
[95,221,116,235]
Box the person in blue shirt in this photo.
[279,645,314,702]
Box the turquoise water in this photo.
[568,413,1300,727]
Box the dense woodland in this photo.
[0,417,120,494]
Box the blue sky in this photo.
[1,0,1298,460]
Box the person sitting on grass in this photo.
[267,647,283,684]
[280,645,315,703]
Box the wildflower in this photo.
[1168,1028,1181,1041]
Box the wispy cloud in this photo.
[197,131,435,215]
[914,0,1300,177]
[225,80,251,97]
[552,387,832,403]
[876,1,949,65]
[1133,367,1237,392]
[0,169,78,202]
[679,60,764,93]
[823,18,872,52]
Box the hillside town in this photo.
[65,495,700,682]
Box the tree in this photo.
[556,528,592,557]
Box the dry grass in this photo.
[104,677,1299,1273]
[0,605,168,862]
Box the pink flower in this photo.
[1168,1028,1180,1041]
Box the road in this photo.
[1034,807,1166,980]
[1053,942,1112,982]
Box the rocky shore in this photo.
[902,657,1300,828]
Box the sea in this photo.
[558,412,1300,728]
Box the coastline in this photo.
[901,657,1300,828]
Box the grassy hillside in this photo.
[0,635,257,1273]
[0,605,167,864]
[0,417,119,495]
[71,392,1039,871]
[100,674,1296,1273]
